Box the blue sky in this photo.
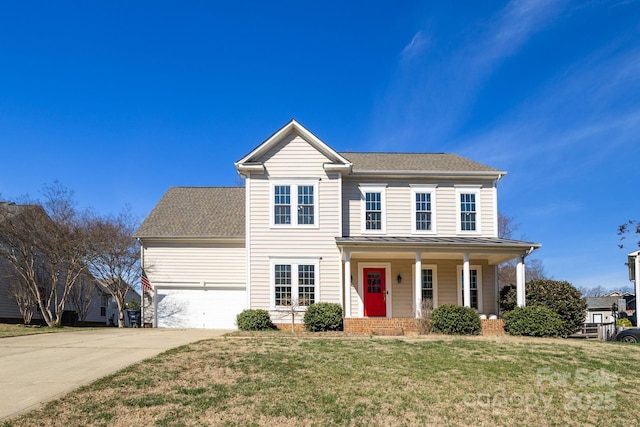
[1,1,638,291]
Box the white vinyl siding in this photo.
[344,180,495,238]
[247,134,342,314]
[142,241,246,286]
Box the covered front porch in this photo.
[337,236,540,331]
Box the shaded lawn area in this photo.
[4,335,640,426]
[0,323,101,338]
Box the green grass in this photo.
[4,335,640,426]
[0,323,102,338]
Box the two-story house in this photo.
[135,120,540,332]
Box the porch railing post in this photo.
[463,253,471,308]
[415,252,422,318]
[516,255,526,307]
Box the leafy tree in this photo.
[525,279,587,336]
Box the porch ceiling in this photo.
[336,236,541,265]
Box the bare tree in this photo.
[85,209,140,328]
[70,274,98,324]
[618,220,640,249]
[6,270,36,325]
[0,184,90,327]
[278,297,308,332]
[497,213,548,289]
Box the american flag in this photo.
[141,269,153,293]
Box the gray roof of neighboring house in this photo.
[585,296,624,310]
[135,187,245,239]
[339,152,501,173]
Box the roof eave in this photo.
[348,170,507,180]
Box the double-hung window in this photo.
[360,185,387,233]
[411,185,437,233]
[272,259,319,308]
[271,181,318,227]
[421,269,433,300]
[274,186,291,225]
[456,186,481,233]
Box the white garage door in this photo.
[156,287,246,329]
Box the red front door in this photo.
[364,268,386,317]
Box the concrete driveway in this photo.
[0,328,229,421]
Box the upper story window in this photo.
[274,185,291,224]
[411,185,437,234]
[271,181,318,228]
[360,185,387,233]
[365,192,382,230]
[297,185,314,225]
[456,186,481,234]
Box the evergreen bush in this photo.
[431,304,481,335]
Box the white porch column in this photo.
[415,252,422,318]
[463,253,470,308]
[635,254,640,326]
[344,251,352,318]
[153,288,158,328]
[516,255,526,307]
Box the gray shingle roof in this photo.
[135,187,245,239]
[340,152,501,173]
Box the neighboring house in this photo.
[584,296,626,324]
[0,201,140,325]
[136,120,541,331]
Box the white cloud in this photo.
[400,31,429,60]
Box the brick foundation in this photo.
[273,323,306,332]
[481,318,505,335]
[344,318,417,336]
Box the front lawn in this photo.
[4,335,639,426]
[0,323,99,338]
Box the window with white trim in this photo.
[457,265,483,311]
[271,181,318,227]
[274,185,291,225]
[456,186,481,233]
[272,260,319,308]
[360,185,386,233]
[421,269,434,300]
[411,185,437,233]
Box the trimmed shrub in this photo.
[526,280,587,336]
[236,309,275,331]
[503,306,564,337]
[431,304,481,335]
[617,318,632,327]
[499,284,517,313]
[304,302,343,332]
